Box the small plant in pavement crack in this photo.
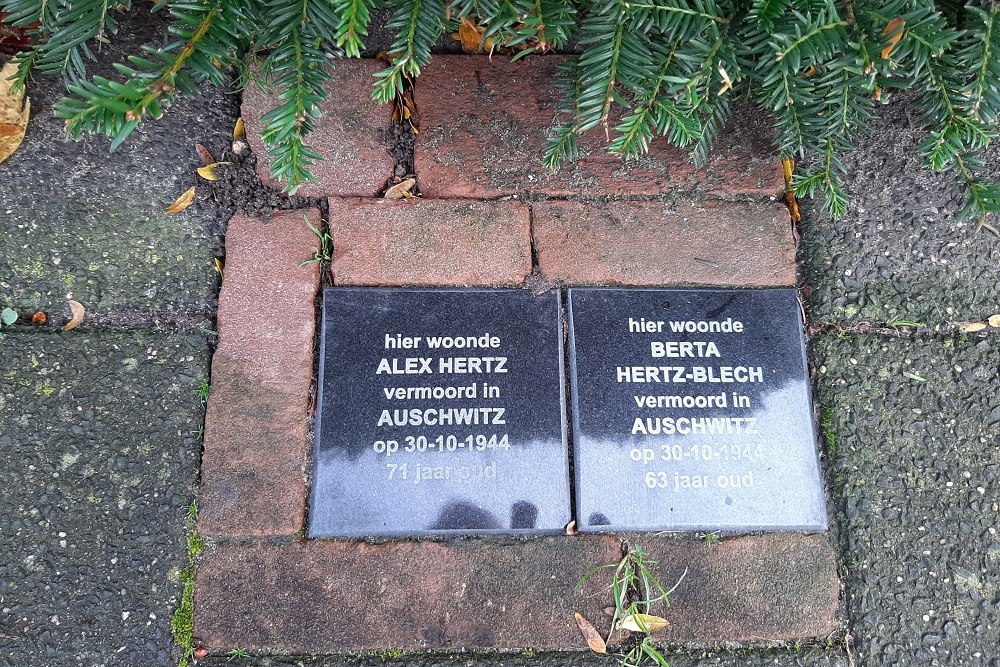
[301,216,332,267]
[577,542,686,667]
[171,505,203,667]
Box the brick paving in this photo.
[198,210,321,538]
[533,199,795,286]
[192,56,836,657]
[329,198,531,286]
[415,55,784,199]
[242,60,394,197]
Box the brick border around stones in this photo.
[196,55,836,657]
[195,209,836,654]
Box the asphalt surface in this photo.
[2,12,1000,667]
[0,14,232,667]
[0,19,233,330]
[0,331,208,665]
[799,97,1000,327]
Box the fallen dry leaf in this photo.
[165,186,196,214]
[64,300,85,331]
[618,613,669,633]
[988,314,1000,328]
[196,162,230,181]
[0,61,30,165]
[565,520,577,535]
[384,178,416,200]
[233,116,245,141]
[574,612,606,654]
[451,16,493,54]
[882,17,906,60]
[31,311,46,325]
[213,257,224,278]
[782,158,801,222]
[195,143,215,166]
[958,321,987,333]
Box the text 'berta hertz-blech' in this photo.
[568,288,827,532]
[309,288,570,538]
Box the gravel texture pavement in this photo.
[0,19,233,330]
[0,331,208,665]
[799,97,1000,328]
[814,334,999,666]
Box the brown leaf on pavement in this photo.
[618,613,669,633]
[0,61,30,165]
[384,178,416,200]
[233,116,246,141]
[782,158,801,222]
[63,300,85,331]
[195,143,215,166]
[574,612,606,654]
[165,186,196,214]
[196,162,230,181]
[882,18,906,60]
[451,16,493,54]
[958,321,987,333]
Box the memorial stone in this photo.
[568,288,827,532]
[310,288,570,537]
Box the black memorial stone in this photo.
[310,288,570,537]
[568,288,827,532]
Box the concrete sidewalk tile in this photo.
[634,533,840,643]
[414,55,783,199]
[194,535,622,653]
[330,198,532,286]
[243,60,393,197]
[198,210,321,538]
[533,199,796,286]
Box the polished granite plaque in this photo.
[568,288,827,532]
[310,288,570,537]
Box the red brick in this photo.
[194,535,622,653]
[634,533,840,643]
[330,198,531,286]
[533,199,795,286]
[198,210,321,538]
[194,533,837,653]
[415,56,783,198]
[243,60,394,197]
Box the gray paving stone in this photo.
[0,331,208,665]
[799,99,1000,326]
[812,334,999,665]
[0,18,235,324]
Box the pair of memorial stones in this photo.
[310,288,827,538]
